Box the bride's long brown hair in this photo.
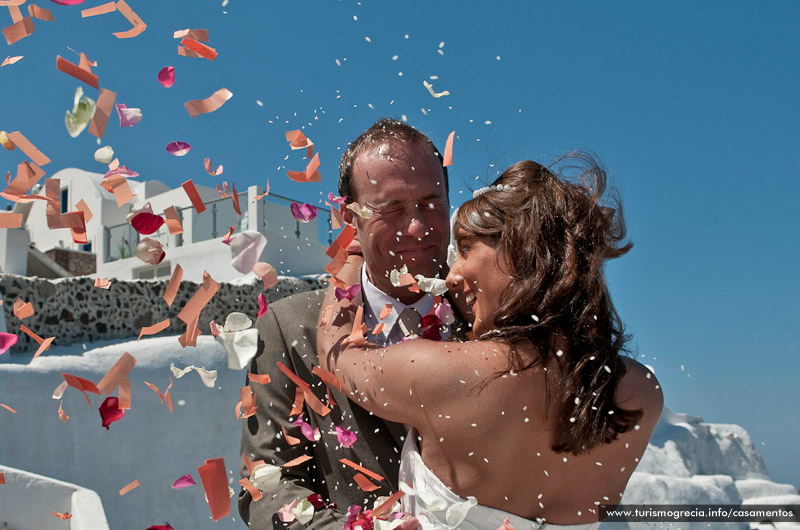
[453,152,642,455]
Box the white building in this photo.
[3,168,332,282]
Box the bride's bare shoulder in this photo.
[617,357,664,427]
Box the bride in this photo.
[318,155,663,529]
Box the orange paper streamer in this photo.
[238,477,262,502]
[112,0,146,39]
[62,372,102,406]
[6,131,50,166]
[58,400,69,422]
[180,37,217,60]
[75,198,93,222]
[163,264,183,306]
[197,458,230,521]
[2,16,34,45]
[81,1,116,17]
[119,480,140,496]
[52,511,72,519]
[282,454,313,468]
[184,87,233,118]
[379,304,393,320]
[89,88,117,138]
[100,173,134,206]
[443,130,455,167]
[93,278,110,289]
[353,472,380,492]
[0,403,16,413]
[181,179,206,213]
[325,224,356,258]
[339,458,384,482]
[118,377,131,409]
[287,152,321,183]
[163,205,184,234]
[12,298,33,319]
[28,4,54,21]
[289,386,304,416]
[97,352,137,395]
[138,318,170,340]
[173,28,209,41]
[177,272,219,324]
[0,212,22,228]
[281,424,301,445]
[231,182,241,215]
[247,373,271,385]
[56,55,99,89]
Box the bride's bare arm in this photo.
[317,256,486,426]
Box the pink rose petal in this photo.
[147,526,174,530]
[229,231,267,274]
[171,474,196,489]
[204,157,223,176]
[257,293,269,319]
[50,0,85,5]
[0,332,18,355]
[292,418,320,442]
[103,165,139,180]
[166,141,192,157]
[335,426,357,448]
[278,500,298,523]
[136,238,166,265]
[290,202,318,223]
[115,103,143,127]
[99,396,125,430]
[131,212,165,235]
[252,262,278,289]
[334,284,360,302]
[158,66,175,88]
[327,192,347,204]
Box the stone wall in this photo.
[45,247,97,276]
[0,273,326,355]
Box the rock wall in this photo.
[0,273,326,355]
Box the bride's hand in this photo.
[395,513,421,530]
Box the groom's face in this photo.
[347,140,450,305]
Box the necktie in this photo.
[396,307,422,338]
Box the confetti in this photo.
[113,0,146,39]
[12,298,34,319]
[89,88,117,138]
[6,131,50,166]
[197,458,230,521]
[287,152,321,183]
[180,37,217,60]
[81,1,116,17]
[181,179,206,213]
[56,54,98,89]
[184,87,232,118]
[118,478,139,495]
[443,131,455,167]
[3,16,35,45]
[1,55,23,66]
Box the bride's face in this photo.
[446,234,512,336]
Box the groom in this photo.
[239,118,457,529]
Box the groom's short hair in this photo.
[338,118,449,202]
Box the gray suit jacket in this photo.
[239,289,407,530]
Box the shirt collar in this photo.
[361,265,434,342]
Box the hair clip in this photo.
[472,184,514,198]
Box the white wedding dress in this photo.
[399,429,601,530]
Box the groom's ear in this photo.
[342,205,355,227]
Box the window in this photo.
[61,188,68,213]
[82,242,92,252]
[132,262,172,280]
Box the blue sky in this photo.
[2,1,798,486]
